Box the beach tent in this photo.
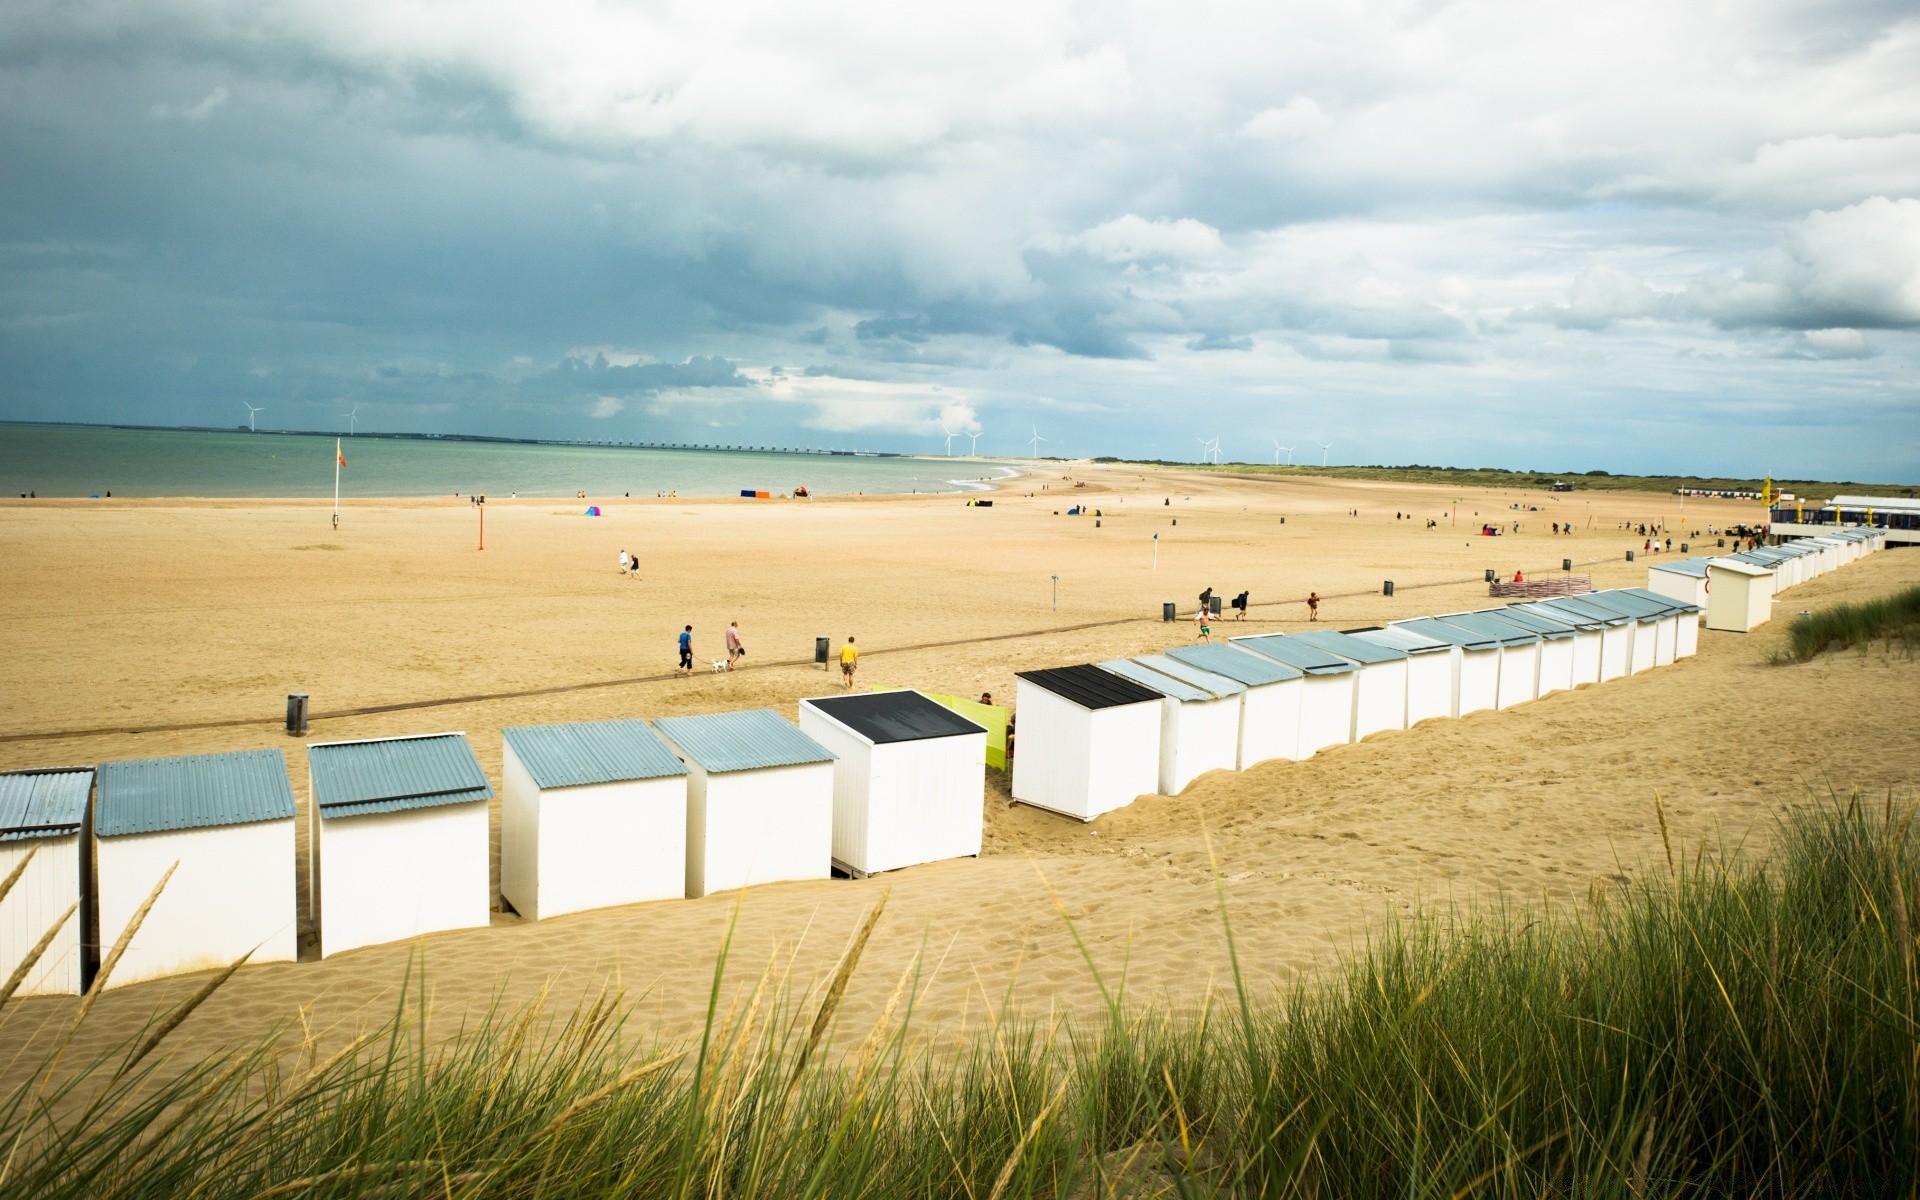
[1508,601,1605,687]
[1346,624,1456,725]
[1533,596,1637,682]
[1705,558,1774,632]
[921,693,1009,770]
[308,734,492,959]
[0,767,92,995]
[95,750,297,988]
[652,710,835,896]
[1098,657,1243,794]
[1229,634,1360,754]
[1165,643,1307,766]
[1647,558,1711,608]
[1611,587,1703,660]
[1387,617,1503,717]
[798,690,986,877]
[1477,606,1580,696]
[1288,629,1412,740]
[1427,612,1542,708]
[1011,665,1164,821]
[500,719,690,921]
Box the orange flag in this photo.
[337,447,347,467]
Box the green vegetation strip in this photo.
[1783,584,1920,662]
[4,797,1918,1197]
[1103,458,1918,498]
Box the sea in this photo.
[0,423,1015,498]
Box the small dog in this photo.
[710,660,729,674]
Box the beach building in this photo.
[1581,590,1679,668]
[1612,587,1703,660]
[1476,606,1580,696]
[1743,545,1805,588]
[500,719,690,921]
[1647,558,1711,608]
[1011,665,1164,821]
[1346,624,1456,725]
[0,767,92,996]
[308,734,492,959]
[1165,643,1307,766]
[1533,596,1637,682]
[1705,558,1775,632]
[797,690,986,877]
[1427,612,1542,709]
[1388,617,1503,717]
[652,710,835,896]
[1098,657,1243,794]
[1229,634,1361,754]
[1508,600,1605,687]
[1288,629,1412,740]
[94,750,297,988]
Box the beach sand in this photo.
[1,465,1915,1068]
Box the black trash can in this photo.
[1209,596,1222,616]
[1484,569,1496,582]
[815,637,830,668]
[1563,559,1572,572]
[1162,602,1176,622]
[1626,550,1635,561]
[1680,543,1688,553]
[286,693,309,737]
[1718,538,1725,547]
[1382,580,1394,596]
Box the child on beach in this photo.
[840,636,859,689]
[1195,606,1213,641]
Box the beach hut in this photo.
[500,719,690,921]
[94,750,297,988]
[1581,590,1680,667]
[1165,643,1307,766]
[798,690,986,877]
[1388,617,1503,717]
[0,767,92,996]
[1647,558,1711,608]
[1288,630,1412,740]
[1477,606,1580,696]
[1533,596,1637,682]
[652,710,836,897]
[1011,665,1164,821]
[1346,624,1456,725]
[1509,600,1606,687]
[1610,587,1703,660]
[308,733,492,959]
[1705,558,1775,632]
[1428,612,1542,708]
[1098,657,1243,794]
[1230,634,1360,754]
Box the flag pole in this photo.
[333,439,341,531]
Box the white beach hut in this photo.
[1098,657,1244,794]
[1745,546,1801,588]
[1289,630,1412,740]
[1477,607,1579,696]
[1705,558,1775,632]
[1509,601,1606,686]
[1011,665,1165,821]
[652,710,836,897]
[1347,624,1456,725]
[1389,617,1503,717]
[1165,643,1307,766]
[1534,596,1637,681]
[1647,558,1711,609]
[0,768,92,996]
[798,690,986,877]
[308,734,492,959]
[94,750,297,988]
[1230,634,1361,755]
[1585,590,1678,667]
[1429,612,1542,708]
[1615,587,1703,659]
[500,719,690,921]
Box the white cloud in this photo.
[148,85,228,121]
[1055,215,1227,266]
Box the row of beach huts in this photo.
[0,529,1885,997]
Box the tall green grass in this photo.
[2,796,1915,1198]
[1782,584,1920,662]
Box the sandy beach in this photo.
[1,464,1915,1069]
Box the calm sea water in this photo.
[0,424,1014,498]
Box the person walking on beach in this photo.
[725,620,743,671]
[677,625,694,677]
[839,636,859,689]
[1232,590,1249,620]
[1306,591,1320,621]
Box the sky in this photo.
[1,1,1917,480]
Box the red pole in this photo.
[478,504,485,551]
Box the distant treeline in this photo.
[1093,458,1919,498]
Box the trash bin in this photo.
[1162,602,1176,622]
[1626,550,1635,561]
[1484,569,1495,582]
[1563,559,1572,572]
[1209,596,1222,616]
[1382,580,1394,596]
[815,637,830,668]
[1679,543,1688,553]
[286,693,309,737]
[1717,538,1725,547]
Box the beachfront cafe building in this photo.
[1098,656,1244,795]
[1706,558,1775,633]
[1229,634,1361,755]
[1166,643,1307,767]
[652,710,835,897]
[1347,624,1457,726]
[94,750,298,988]
[1647,558,1711,609]
[1011,665,1164,821]
[0,767,92,996]
[1428,612,1542,709]
[1288,629,1413,741]
[1387,617,1502,718]
[798,690,987,877]
[500,719,690,921]
[308,733,493,959]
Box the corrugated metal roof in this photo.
[1724,552,1779,570]
[803,691,985,744]
[1348,624,1453,655]
[652,709,835,773]
[1531,596,1634,627]
[1615,586,1701,615]
[1649,557,1712,578]
[308,734,492,820]
[1508,600,1605,631]
[1575,592,1665,624]
[1289,629,1410,665]
[1708,557,1774,578]
[1134,654,1247,697]
[0,768,93,841]
[1477,607,1576,640]
[503,719,688,789]
[1391,616,1501,649]
[1016,664,1164,711]
[1430,612,1541,646]
[96,750,295,837]
[1229,634,1359,675]
[1165,643,1304,684]
[1098,658,1211,701]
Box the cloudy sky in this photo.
[3,1,1917,478]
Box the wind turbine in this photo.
[940,424,958,456]
[968,430,982,454]
[243,403,264,432]
[1029,424,1047,458]
[347,405,361,435]
[1318,441,1333,467]
[1197,436,1212,464]
[1275,441,1296,465]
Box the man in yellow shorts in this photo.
[840,636,859,689]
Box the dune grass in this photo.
[1782,584,1920,662]
[1,795,1916,1198]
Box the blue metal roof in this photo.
[1347,624,1453,655]
[1615,586,1701,615]
[1648,557,1712,578]
[1430,612,1540,647]
[1391,616,1501,650]
[1477,606,1576,640]
[308,734,492,820]
[1098,659,1209,702]
[503,719,688,789]
[1135,654,1247,697]
[1575,591,1666,623]
[1531,596,1634,627]
[96,750,295,837]
[652,710,835,773]
[1229,634,1359,675]
[0,768,93,841]
[1508,600,1605,631]
[1165,643,1304,684]
[1289,628,1410,665]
